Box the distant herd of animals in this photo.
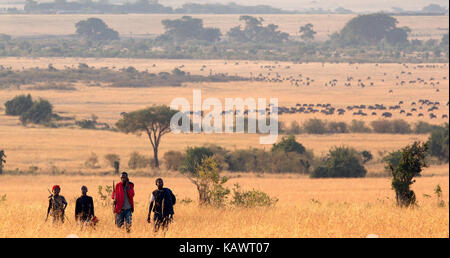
[179,99,448,120]
[187,62,449,120]
[4,61,448,121]
[275,99,448,119]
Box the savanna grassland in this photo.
[0,13,449,238]
[0,58,448,173]
[0,175,448,238]
[0,14,447,41]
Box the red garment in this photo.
[112,182,135,214]
[52,185,60,191]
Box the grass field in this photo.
[0,14,447,41]
[0,56,448,237]
[0,58,448,174]
[0,174,448,238]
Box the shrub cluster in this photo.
[311,146,367,178]
[4,94,54,126]
[427,123,449,162]
[0,64,250,90]
[282,119,445,135]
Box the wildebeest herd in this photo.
[193,62,449,120]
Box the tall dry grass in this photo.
[0,175,448,238]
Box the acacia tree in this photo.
[115,105,177,168]
[388,142,428,207]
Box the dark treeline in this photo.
[22,0,294,14]
[0,14,448,63]
[281,119,447,135]
[0,63,250,89]
[15,1,448,15]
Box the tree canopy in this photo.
[299,23,316,41]
[336,13,410,46]
[115,105,178,168]
[427,123,449,163]
[227,16,289,43]
[75,18,119,41]
[389,142,428,207]
[271,135,306,154]
[311,146,367,178]
[160,16,221,42]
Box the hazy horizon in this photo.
[0,0,449,13]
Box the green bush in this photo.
[226,148,266,172]
[414,121,442,134]
[303,118,328,134]
[163,151,185,171]
[19,99,53,125]
[360,150,373,164]
[383,150,403,171]
[183,155,229,207]
[230,183,278,208]
[182,146,214,174]
[286,121,302,134]
[310,146,367,178]
[370,120,393,133]
[328,121,349,133]
[270,151,311,174]
[4,94,34,116]
[76,119,97,129]
[371,119,411,134]
[391,119,412,134]
[349,120,372,133]
[389,142,428,207]
[271,135,305,154]
[427,123,449,162]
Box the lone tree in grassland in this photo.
[161,16,222,42]
[227,15,289,43]
[388,142,428,207]
[336,13,410,46]
[299,23,316,41]
[115,105,177,168]
[0,150,6,175]
[75,18,119,41]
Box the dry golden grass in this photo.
[0,58,448,124]
[0,58,448,173]
[0,124,439,174]
[0,14,447,41]
[0,175,447,238]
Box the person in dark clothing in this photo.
[75,186,95,224]
[147,178,176,232]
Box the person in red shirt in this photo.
[112,172,134,232]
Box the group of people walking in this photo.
[46,172,176,233]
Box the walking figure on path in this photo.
[147,178,176,232]
[112,172,135,233]
[46,185,67,225]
